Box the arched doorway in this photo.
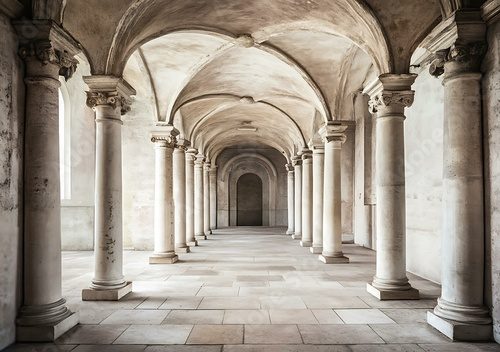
[237,173,263,226]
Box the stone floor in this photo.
[7,227,500,351]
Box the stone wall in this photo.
[0,12,23,350]
[405,68,444,283]
[60,57,95,250]
[483,18,500,343]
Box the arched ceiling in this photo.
[60,0,444,161]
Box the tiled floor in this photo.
[6,227,500,351]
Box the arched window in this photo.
[59,82,71,200]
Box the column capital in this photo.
[301,148,312,161]
[175,138,190,151]
[319,122,348,144]
[364,74,417,114]
[285,163,294,172]
[429,41,486,78]
[204,161,212,171]
[195,153,205,165]
[150,124,179,148]
[308,136,325,153]
[209,165,218,174]
[84,75,136,115]
[14,20,81,80]
[292,155,302,166]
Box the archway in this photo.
[237,173,263,226]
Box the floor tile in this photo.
[145,346,222,352]
[101,309,170,325]
[223,310,271,324]
[349,344,425,351]
[187,324,243,344]
[260,296,307,309]
[418,343,500,351]
[114,325,193,344]
[224,346,350,352]
[72,345,147,352]
[302,296,370,309]
[197,287,239,296]
[298,324,385,344]
[370,323,450,343]
[56,325,128,344]
[244,324,303,344]
[199,297,260,309]
[335,309,395,324]
[269,309,318,324]
[380,309,429,324]
[5,344,77,352]
[159,297,202,310]
[311,310,344,324]
[163,310,224,324]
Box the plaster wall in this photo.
[0,12,23,350]
[405,68,444,283]
[216,148,288,228]
[60,58,95,250]
[483,18,500,343]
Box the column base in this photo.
[176,246,190,253]
[82,282,133,301]
[196,234,207,240]
[286,229,294,235]
[427,311,492,341]
[310,246,323,254]
[300,240,312,247]
[292,233,302,240]
[366,283,419,300]
[319,254,349,264]
[17,312,79,342]
[188,240,198,246]
[205,230,212,235]
[149,254,179,264]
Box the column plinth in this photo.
[310,140,324,254]
[319,124,349,264]
[292,156,302,239]
[14,21,80,341]
[426,30,491,340]
[300,149,313,247]
[286,164,295,235]
[174,143,190,253]
[364,73,419,299]
[194,154,206,240]
[185,148,198,246]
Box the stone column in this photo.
[310,139,324,254]
[14,20,80,341]
[173,141,190,253]
[148,127,179,264]
[319,124,349,264]
[209,166,218,231]
[194,154,206,240]
[364,74,419,300]
[204,162,211,236]
[300,149,313,247]
[185,148,198,246]
[292,155,302,239]
[286,163,295,235]
[82,76,135,299]
[426,27,491,340]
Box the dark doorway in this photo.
[237,173,263,226]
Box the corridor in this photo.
[9,228,498,351]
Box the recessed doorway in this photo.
[237,173,263,226]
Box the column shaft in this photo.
[194,154,206,240]
[292,156,302,239]
[311,145,324,253]
[204,163,211,235]
[286,164,295,235]
[185,149,197,246]
[320,125,348,264]
[82,76,135,300]
[209,167,217,231]
[300,150,313,247]
[427,37,491,340]
[173,147,189,253]
[365,74,418,300]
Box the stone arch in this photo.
[220,153,278,227]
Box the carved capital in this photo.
[318,123,348,144]
[291,156,302,167]
[84,76,136,116]
[194,154,205,165]
[301,149,312,161]
[19,40,79,80]
[429,42,486,77]
[285,163,294,172]
[368,91,415,114]
[176,138,190,151]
